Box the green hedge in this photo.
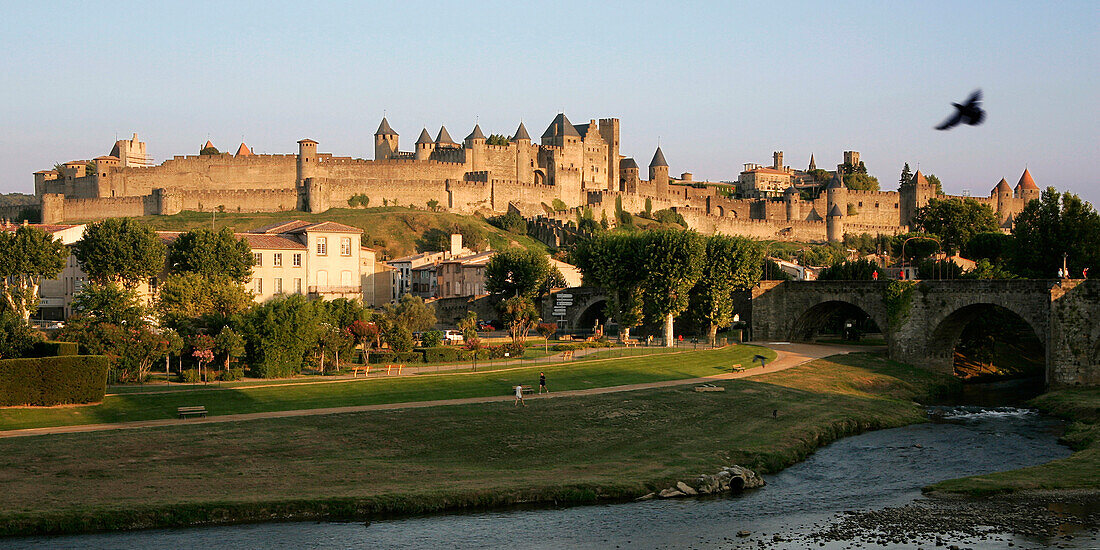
[26,341,80,358]
[367,351,425,364]
[421,346,463,363]
[0,355,108,406]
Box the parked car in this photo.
[477,321,494,332]
[443,330,463,343]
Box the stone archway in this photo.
[926,303,1047,380]
[790,300,886,344]
[574,299,609,336]
[534,170,546,186]
[717,205,725,217]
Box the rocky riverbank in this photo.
[636,465,766,500]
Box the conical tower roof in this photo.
[1016,168,1037,190]
[435,126,456,145]
[912,170,929,186]
[541,113,581,139]
[649,147,668,168]
[235,143,252,157]
[784,183,799,195]
[827,204,845,217]
[465,124,485,141]
[512,122,531,141]
[375,117,397,136]
[993,178,1011,195]
[203,140,215,150]
[826,172,846,189]
[416,128,434,145]
[620,157,639,170]
[808,153,816,171]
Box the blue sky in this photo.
[1,1,1096,203]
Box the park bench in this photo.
[177,406,207,419]
[562,350,576,361]
[351,365,370,378]
[386,363,406,375]
[519,385,534,394]
[622,339,639,347]
[731,364,746,372]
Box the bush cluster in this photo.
[550,341,615,352]
[0,355,108,406]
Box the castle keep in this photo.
[33,114,1039,242]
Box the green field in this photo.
[0,345,773,431]
[0,351,956,536]
[126,207,548,258]
[929,387,1100,496]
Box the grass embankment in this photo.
[0,351,957,536]
[128,207,548,258]
[928,388,1100,496]
[0,346,771,431]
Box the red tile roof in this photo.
[1016,169,1038,190]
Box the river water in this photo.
[10,407,1096,549]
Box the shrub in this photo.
[421,346,463,363]
[552,343,584,352]
[27,341,79,357]
[216,368,245,381]
[421,330,444,348]
[366,351,424,364]
[0,355,109,406]
[0,312,43,359]
[180,369,202,383]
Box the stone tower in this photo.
[773,151,784,170]
[825,172,847,224]
[598,119,620,191]
[511,122,533,183]
[374,117,399,160]
[620,158,640,193]
[415,128,434,161]
[843,150,860,169]
[826,203,845,243]
[649,146,669,197]
[296,138,318,211]
[784,184,800,221]
[808,153,816,171]
[991,178,1013,222]
[899,170,935,228]
[464,124,486,171]
[1015,169,1040,202]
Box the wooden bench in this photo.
[519,385,534,394]
[731,364,746,372]
[562,350,576,361]
[386,363,406,375]
[351,365,370,378]
[177,406,207,419]
[622,339,639,347]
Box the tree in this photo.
[542,266,568,294]
[166,228,253,283]
[652,209,687,227]
[488,211,527,235]
[427,199,440,212]
[1011,188,1100,278]
[71,282,147,326]
[816,259,879,280]
[199,145,220,155]
[571,232,647,340]
[384,324,414,352]
[214,327,245,370]
[552,199,567,212]
[640,229,705,346]
[535,322,557,355]
[421,329,444,348]
[498,295,539,345]
[899,163,912,190]
[72,218,166,287]
[383,294,437,332]
[155,273,253,330]
[842,172,880,192]
[485,248,551,299]
[644,197,653,218]
[347,320,381,362]
[190,334,216,380]
[0,225,67,321]
[965,232,1013,265]
[0,311,42,359]
[925,174,944,194]
[912,198,999,254]
[688,235,764,344]
[964,259,1018,280]
[486,134,510,146]
[891,232,941,262]
[458,311,479,344]
[240,294,325,378]
[57,314,168,383]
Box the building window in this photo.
[294,278,302,293]
[274,253,282,267]
[274,278,282,294]
[255,278,263,293]
[293,253,302,267]
[341,270,353,286]
[253,252,262,266]
[340,237,351,256]
[317,237,327,255]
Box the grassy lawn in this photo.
[0,352,954,535]
[928,387,1100,496]
[128,207,548,259]
[0,345,775,431]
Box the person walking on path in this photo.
[514,384,526,407]
[539,372,547,394]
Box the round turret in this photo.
[784,184,800,221]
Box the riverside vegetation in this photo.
[0,351,959,536]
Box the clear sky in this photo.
[1,1,1096,203]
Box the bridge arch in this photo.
[789,299,889,344]
[925,302,1047,380]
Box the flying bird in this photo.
[935,89,985,130]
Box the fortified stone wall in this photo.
[100,155,298,197]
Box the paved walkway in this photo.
[0,343,857,439]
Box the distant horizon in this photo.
[1,1,1096,204]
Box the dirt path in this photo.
[0,343,857,439]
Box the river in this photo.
[9,406,1096,549]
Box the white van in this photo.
[444,330,464,343]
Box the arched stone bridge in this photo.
[749,279,1100,387]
